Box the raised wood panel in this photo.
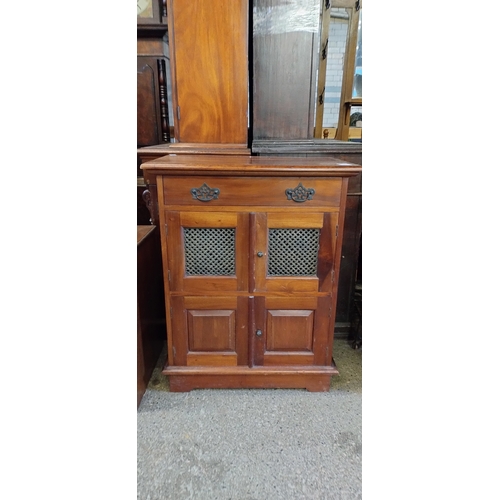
[266,310,314,351]
[188,310,236,352]
[168,0,249,144]
[174,296,249,367]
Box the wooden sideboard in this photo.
[141,155,361,392]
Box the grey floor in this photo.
[137,338,362,500]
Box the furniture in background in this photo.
[137,2,171,224]
[137,225,166,407]
[141,155,361,392]
[137,1,171,151]
[166,0,249,146]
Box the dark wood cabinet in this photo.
[141,155,361,392]
[137,225,166,407]
[137,36,171,148]
[252,0,321,140]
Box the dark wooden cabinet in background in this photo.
[137,35,171,148]
[137,2,171,224]
[137,225,166,407]
[252,0,320,140]
[141,155,361,392]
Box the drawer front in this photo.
[162,176,342,207]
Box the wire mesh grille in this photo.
[268,229,320,276]
[184,228,236,276]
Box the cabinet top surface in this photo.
[140,154,362,177]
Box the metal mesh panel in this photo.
[184,228,236,276]
[268,229,320,276]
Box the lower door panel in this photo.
[253,296,332,367]
[170,296,248,367]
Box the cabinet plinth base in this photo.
[162,364,339,392]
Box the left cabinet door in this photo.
[170,296,249,367]
[165,211,250,293]
[164,210,250,368]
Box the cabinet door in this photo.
[165,211,249,293]
[170,296,249,367]
[252,296,332,367]
[253,212,339,293]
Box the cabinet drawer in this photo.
[161,176,342,207]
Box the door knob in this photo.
[256,329,262,337]
[257,251,264,257]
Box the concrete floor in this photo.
[137,338,362,500]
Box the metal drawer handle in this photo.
[191,183,220,202]
[256,329,262,337]
[285,183,315,203]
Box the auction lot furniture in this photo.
[141,154,361,392]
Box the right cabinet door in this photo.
[252,210,340,367]
[253,295,333,367]
[254,211,339,294]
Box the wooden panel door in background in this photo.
[167,0,249,144]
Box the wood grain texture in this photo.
[187,310,236,351]
[164,177,342,208]
[150,158,359,390]
[142,154,361,177]
[265,310,314,351]
[137,58,161,146]
[168,0,249,144]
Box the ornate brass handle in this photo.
[191,183,220,202]
[285,183,315,203]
